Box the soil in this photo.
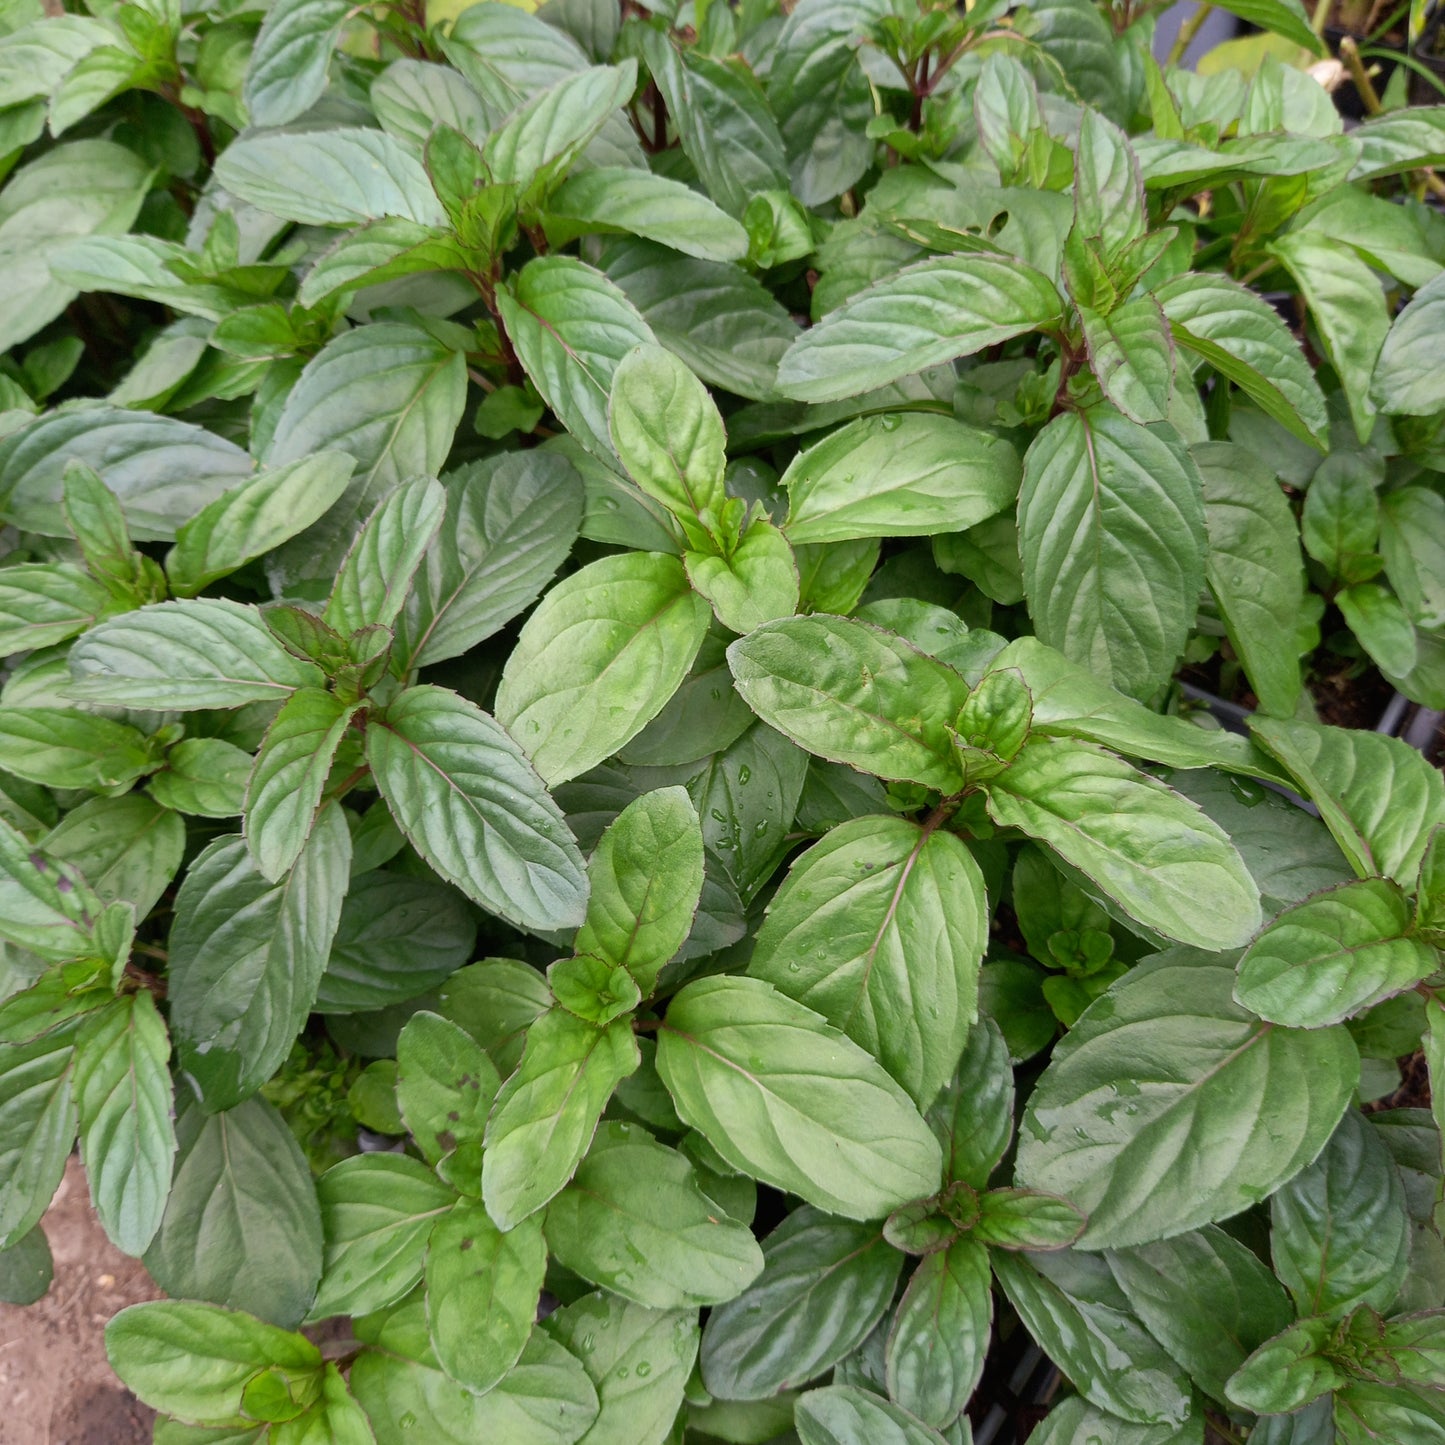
[1364,1050,1433,1113]
[0,1157,162,1445]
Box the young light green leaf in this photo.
[1074,109,1145,262]
[1081,297,1175,425]
[215,128,446,228]
[780,412,1020,545]
[73,993,174,1257]
[426,1203,546,1393]
[974,1190,1086,1251]
[776,255,1063,403]
[545,167,748,262]
[495,551,710,786]
[574,787,704,997]
[1153,272,1329,448]
[311,1154,457,1320]
[243,0,351,127]
[1225,1317,1343,1416]
[144,1095,322,1329]
[545,1121,764,1308]
[686,518,800,634]
[608,342,728,539]
[885,1235,992,1428]
[394,451,584,672]
[168,808,350,1111]
[244,690,355,884]
[1018,406,1206,702]
[1271,1108,1409,1322]
[366,684,588,932]
[1250,716,1445,884]
[166,453,356,598]
[749,814,986,1108]
[481,1008,639,1231]
[69,600,324,710]
[396,1010,500,1168]
[148,741,251,822]
[1194,441,1306,718]
[727,615,971,792]
[498,255,657,463]
[987,738,1261,950]
[795,1384,952,1445]
[657,976,943,1221]
[1236,877,1438,1028]
[700,1205,902,1400]
[1015,951,1359,1248]
[1030,1397,1205,1445]
[105,1301,321,1426]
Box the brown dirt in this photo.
[0,1157,162,1445]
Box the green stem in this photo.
[1167,2,1215,66]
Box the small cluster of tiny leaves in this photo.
[0,0,1444,1441]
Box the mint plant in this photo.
[0,0,1444,1441]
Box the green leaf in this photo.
[1080,297,1176,425]
[0,1023,78,1248]
[394,451,584,672]
[265,323,466,586]
[1153,272,1329,449]
[545,1120,764,1307]
[640,31,788,219]
[436,959,552,1077]
[167,453,356,598]
[1271,1108,1410,1321]
[148,741,252,821]
[992,1248,1192,1427]
[1249,716,1445,885]
[574,786,704,997]
[1030,1398,1204,1445]
[498,255,658,464]
[1373,270,1445,417]
[1194,441,1305,718]
[929,1018,1014,1189]
[272,1363,374,1445]
[885,1235,992,1428]
[0,814,99,962]
[367,684,587,932]
[1017,406,1206,701]
[1074,109,1145,262]
[396,1010,500,1168]
[481,1008,639,1230]
[315,871,476,1015]
[168,808,351,1111]
[796,1385,952,1445]
[1271,233,1390,443]
[324,477,445,638]
[686,519,800,634]
[349,1328,599,1445]
[1381,487,1445,631]
[0,1222,53,1305]
[1015,950,1359,1248]
[0,707,155,791]
[370,57,489,148]
[106,1301,320,1427]
[61,460,143,592]
[1236,877,1438,1028]
[0,140,153,354]
[986,738,1261,950]
[312,1154,456,1320]
[780,412,1020,545]
[1106,1225,1294,1404]
[73,993,174,1257]
[243,0,350,126]
[143,1094,321,1329]
[0,406,253,542]
[215,127,445,228]
[1349,104,1445,181]
[1334,1379,1445,1445]
[69,600,324,711]
[776,255,1063,403]
[608,342,728,539]
[727,615,971,792]
[657,975,943,1221]
[426,1202,545,1393]
[545,1291,697,1445]
[601,237,799,402]
[42,794,183,918]
[244,689,355,884]
[546,167,748,262]
[0,563,109,653]
[974,1189,1086,1251]
[700,1204,902,1400]
[296,217,469,310]
[1210,0,1321,49]
[495,551,711,786]
[1226,1318,1344,1415]
[749,814,986,1108]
